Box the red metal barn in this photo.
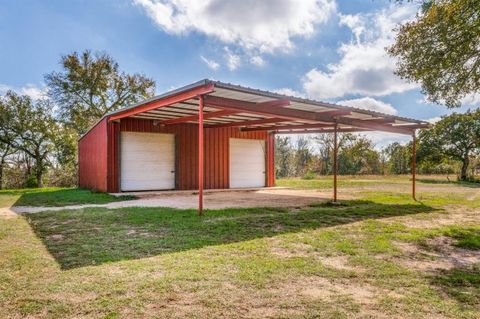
[79,79,428,212]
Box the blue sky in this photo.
[0,0,477,147]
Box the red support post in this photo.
[198,95,205,215]
[412,130,416,200]
[333,121,338,202]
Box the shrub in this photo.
[302,171,316,180]
[25,175,38,188]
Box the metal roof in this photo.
[81,79,429,139]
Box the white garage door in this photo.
[230,138,266,188]
[120,132,175,191]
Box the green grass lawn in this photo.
[0,176,479,318]
[0,187,135,208]
[277,174,480,189]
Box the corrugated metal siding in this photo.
[107,122,120,192]
[266,133,275,186]
[205,126,267,189]
[114,118,274,191]
[78,118,108,192]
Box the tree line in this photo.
[276,109,480,182]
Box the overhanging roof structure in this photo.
[102,79,429,136]
[83,79,427,214]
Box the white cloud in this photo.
[337,97,398,115]
[250,56,265,67]
[0,83,45,100]
[303,5,418,100]
[425,116,441,124]
[359,131,410,149]
[417,94,480,108]
[133,0,336,53]
[461,94,480,108]
[0,84,11,94]
[200,55,220,70]
[338,13,365,43]
[274,88,305,98]
[224,47,240,71]
[415,97,429,104]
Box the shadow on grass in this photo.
[26,200,438,269]
[430,265,480,306]
[444,227,480,250]
[10,188,135,207]
[416,178,480,188]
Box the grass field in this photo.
[0,176,479,318]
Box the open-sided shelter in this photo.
[78,79,429,213]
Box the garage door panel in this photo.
[230,138,265,188]
[121,132,175,191]
[121,155,174,163]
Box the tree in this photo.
[294,137,313,176]
[45,50,156,134]
[338,134,381,175]
[419,109,480,180]
[51,125,79,186]
[416,132,456,175]
[389,0,480,107]
[3,91,57,187]
[384,142,411,174]
[313,133,334,175]
[0,98,17,189]
[0,141,15,190]
[275,136,295,178]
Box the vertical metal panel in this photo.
[198,96,204,214]
[107,121,120,192]
[204,128,210,188]
[78,118,108,192]
[266,133,275,187]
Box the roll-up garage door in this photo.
[229,138,266,188]
[120,132,175,191]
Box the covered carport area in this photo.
[107,79,429,215]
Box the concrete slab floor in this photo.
[110,188,339,210]
[10,188,347,214]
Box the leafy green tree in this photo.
[2,91,57,187]
[45,50,156,134]
[294,137,313,176]
[275,136,295,178]
[338,134,381,175]
[389,0,480,107]
[50,125,79,186]
[420,109,480,180]
[0,141,14,190]
[0,97,17,189]
[384,142,411,174]
[313,133,334,175]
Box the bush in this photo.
[302,171,316,180]
[45,165,77,187]
[463,176,480,183]
[25,175,38,188]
